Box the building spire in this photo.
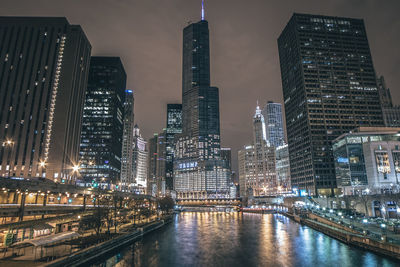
[201,0,205,20]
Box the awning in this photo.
[13,231,79,247]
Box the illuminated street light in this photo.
[40,161,46,167]
[2,139,14,147]
[363,219,368,223]
[72,165,80,172]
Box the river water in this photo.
[92,212,398,267]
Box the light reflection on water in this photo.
[93,212,398,267]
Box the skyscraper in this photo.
[147,133,158,196]
[121,89,135,189]
[377,76,400,127]
[0,17,91,181]
[132,124,147,193]
[238,145,255,197]
[275,144,291,193]
[79,57,126,186]
[165,104,182,191]
[278,13,384,196]
[238,105,277,197]
[262,101,285,147]
[174,8,230,199]
[253,105,276,196]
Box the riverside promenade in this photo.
[46,215,173,267]
[0,214,173,267]
[288,208,400,260]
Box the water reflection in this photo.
[93,212,398,267]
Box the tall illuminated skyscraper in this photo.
[121,89,135,189]
[165,104,182,191]
[174,5,230,199]
[132,125,147,193]
[0,17,91,181]
[262,101,285,147]
[278,13,384,195]
[79,57,126,186]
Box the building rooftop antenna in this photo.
[201,0,205,20]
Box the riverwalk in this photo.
[290,211,400,260]
[46,215,172,267]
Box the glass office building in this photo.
[262,101,285,147]
[174,16,230,199]
[79,57,126,186]
[278,13,384,195]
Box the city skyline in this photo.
[1,0,399,174]
[1,2,400,266]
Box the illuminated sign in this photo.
[178,162,198,169]
[337,157,349,163]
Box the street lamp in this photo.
[2,139,14,147]
[73,165,80,172]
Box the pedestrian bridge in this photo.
[175,198,241,212]
[176,198,241,206]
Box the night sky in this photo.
[2,0,399,173]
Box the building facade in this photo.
[132,125,147,194]
[173,16,230,199]
[121,89,135,190]
[262,101,285,147]
[79,57,126,186]
[333,127,400,195]
[238,145,255,197]
[0,17,91,181]
[156,131,167,196]
[238,105,277,197]
[278,13,384,196]
[147,133,158,196]
[275,144,291,193]
[165,104,182,191]
[377,76,400,127]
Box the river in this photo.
[92,212,398,267]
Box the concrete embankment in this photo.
[286,212,400,261]
[241,209,276,214]
[45,216,173,267]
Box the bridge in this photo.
[175,198,241,212]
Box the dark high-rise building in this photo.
[121,89,135,189]
[262,101,285,147]
[147,133,158,196]
[165,104,182,190]
[377,76,400,127]
[0,17,91,181]
[220,148,232,171]
[278,13,384,196]
[79,57,126,186]
[174,12,230,199]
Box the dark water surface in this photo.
[93,212,399,267]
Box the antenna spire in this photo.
[201,0,205,20]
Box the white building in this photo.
[238,105,277,197]
[333,127,400,195]
[131,125,148,194]
[275,144,291,193]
